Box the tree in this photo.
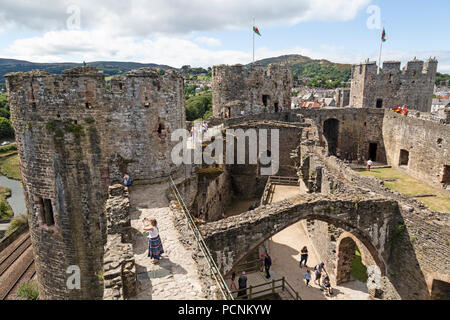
[185,91,212,121]
[0,117,14,139]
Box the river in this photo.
[0,175,26,233]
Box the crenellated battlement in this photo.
[350,58,437,112]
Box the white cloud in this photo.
[5,29,449,73]
[194,37,221,47]
[0,0,372,36]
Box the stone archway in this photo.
[336,237,358,284]
[323,118,339,156]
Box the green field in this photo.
[357,167,450,213]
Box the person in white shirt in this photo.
[366,159,373,171]
[143,218,164,264]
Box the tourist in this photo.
[230,272,237,291]
[336,151,341,159]
[314,262,325,286]
[221,212,227,219]
[304,269,312,287]
[123,173,133,187]
[259,253,265,272]
[248,204,254,211]
[366,159,373,171]
[143,218,164,264]
[264,253,272,279]
[299,246,308,267]
[253,201,259,209]
[238,271,248,299]
[322,275,333,295]
[348,155,353,164]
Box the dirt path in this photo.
[129,182,204,300]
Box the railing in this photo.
[168,175,234,300]
[261,176,299,205]
[231,277,300,300]
[269,176,299,186]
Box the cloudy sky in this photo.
[0,0,449,72]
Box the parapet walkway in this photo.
[129,182,204,300]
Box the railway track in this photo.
[0,233,36,300]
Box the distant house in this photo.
[431,98,450,113]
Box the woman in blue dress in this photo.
[143,218,164,264]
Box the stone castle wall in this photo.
[382,111,450,191]
[212,64,293,118]
[350,59,437,112]
[5,66,185,299]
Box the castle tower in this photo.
[212,63,292,118]
[349,58,438,112]
[5,66,186,299]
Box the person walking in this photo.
[264,253,272,279]
[314,262,325,286]
[230,272,237,291]
[123,173,133,187]
[299,246,308,267]
[304,269,312,287]
[259,253,265,272]
[143,218,164,264]
[238,271,248,299]
[322,274,333,295]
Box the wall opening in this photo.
[336,237,367,285]
[39,197,55,226]
[368,143,378,162]
[430,279,450,300]
[376,98,383,109]
[262,95,269,107]
[323,118,339,156]
[399,149,409,166]
[274,102,279,113]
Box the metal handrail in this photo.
[168,175,234,300]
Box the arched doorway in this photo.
[336,237,368,285]
[323,118,339,156]
[430,279,450,300]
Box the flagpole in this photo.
[252,17,255,64]
[377,24,384,74]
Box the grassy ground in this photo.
[0,186,13,220]
[357,167,450,213]
[351,247,368,282]
[0,143,20,180]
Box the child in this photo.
[230,272,237,291]
[322,275,333,295]
[143,218,164,264]
[304,269,311,286]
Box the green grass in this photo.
[357,168,450,213]
[0,186,13,220]
[16,280,39,300]
[0,153,20,180]
[6,214,28,235]
[351,247,368,282]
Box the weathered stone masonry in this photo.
[350,58,437,112]
[5,66,185,299]
[212,64,292,118]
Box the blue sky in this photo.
[0,0,449,72]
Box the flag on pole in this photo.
[253,26,261,37]
[381,28,387,42]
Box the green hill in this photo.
[249,54,352,88]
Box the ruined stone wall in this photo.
[295,108,386,163]
[382,111,450,191]
[225,121,304,199]
[193,166,233,222]
[103,185,136,300]
[350,59,437,112]
[298,144,450,299]
[212,64,292,118]
[5,66,185,299]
